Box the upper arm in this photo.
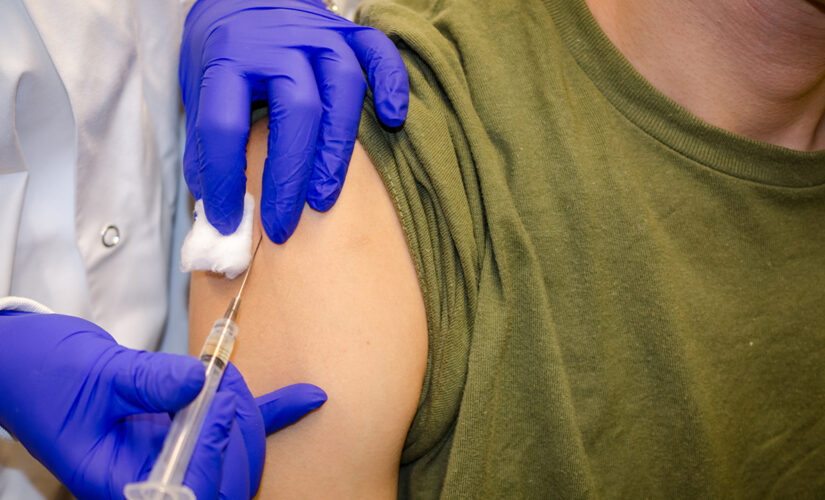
[188,121,428,498]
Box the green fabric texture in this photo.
[356,0,825,497]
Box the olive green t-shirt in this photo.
[356,0,825,497]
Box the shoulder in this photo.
[189,120,428,497]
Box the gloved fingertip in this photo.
[306,180,343,213]
[300,384,328,409]
[209,210,243,236]
[152,355,206,411]
[306,193,338,213]
[261,219,289,245]
[202,181,246,236]
[114,353,205,415]
[177,358,208,402]
[374,71,409,127]
[376,100,408,128]
[256,383,327,435]
[269,383,327,407]
[261,204,302,245]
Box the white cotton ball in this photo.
[180,193,254,279]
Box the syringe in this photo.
[124,236,263,500]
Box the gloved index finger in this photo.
[195,64,252,235]
[256,383,328,435]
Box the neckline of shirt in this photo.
[543,0,825,188]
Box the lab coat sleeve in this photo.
[0,176,27,298]
[0,1,42,296]
[0,4,29,295]
[0,3,59,441]
[0,0,81,309]
[0,63,29,298]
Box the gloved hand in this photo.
[180,0,409,243]
[0,311,326,500]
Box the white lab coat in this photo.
[0,0,191,350]
[0,1,189,494]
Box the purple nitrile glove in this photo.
[180,0,409,243]
[0,311,326,500]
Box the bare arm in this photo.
[189,120,428,498]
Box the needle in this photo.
[223,234,263,321]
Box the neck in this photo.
[585,0,825,151]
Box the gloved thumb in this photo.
[255,383,327,435]
[112,351,206,417]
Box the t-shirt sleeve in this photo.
[355,0,485,464]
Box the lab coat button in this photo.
[101,225,121,248]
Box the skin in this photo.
[189,121,428,498]
[190,1,825,496]
[585,0,825,151]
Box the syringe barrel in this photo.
[123,318,239,500]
